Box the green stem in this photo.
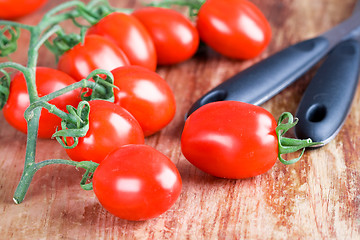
[24,101,78,125]
[39,79,100,102]
[276,112,322,165]
[0,20,34,31]
[11,22,41,203]
[36,159,79,169]
[148,0,204,8]
[13,108,41,204]
[77,6,99,25]
[13,158,98,204]
[39,1,86,30]
[0,62,30,75]
[147,0,205,16]
[13,162,37,204]
[34,25,63,52]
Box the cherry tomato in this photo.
[65,100,144,164]
[57,35,130,82]
[0,0,47,19]
[196,0,272,59]
[111,66,176,136]
[2,67,81,138]
[132,7,199,65]
[93,144,182,221]
[87,12,157,71]
[181,101,278,179]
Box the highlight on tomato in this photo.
[93,144,182,221]
[57,35,130,82]
[111,65,176,136]
[65,100,145,164]
[196,0,272,59]
[0,0,48,19]
[132,7,199,65]
[87,12,157,71]
[181,101,319,179]
[2,67,81,138]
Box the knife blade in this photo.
[186,0,360,118]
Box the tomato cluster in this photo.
[1,0,276,221]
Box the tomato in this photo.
[111,66,176,136]
[2,67,81,138]
[181,101,278,179]
[0,0,47,19]
[132,7,199,65]
[87,12,157,71]
[65,100,144,164]
[196,0,272,59]
[57,35,130,82]
[93,144,182,221]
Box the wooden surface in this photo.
[1,0,360,239]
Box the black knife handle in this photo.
[295,38,360,144]
[186,36,330,117]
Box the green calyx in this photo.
[51,67,116,149]
[0,69,11,109]
[52,101,91,149]
[81,69,117,102]
[276,112,322,165]
[0,26,20,57]
[76,161,99,190]
[45,32,82,60]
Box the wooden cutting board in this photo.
[1,0,359,239]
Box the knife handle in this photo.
[295,38,360,144]
[186,36,330,117]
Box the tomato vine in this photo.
[0,0,118,204]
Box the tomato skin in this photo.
[181,101,278,179]
[111,66,176,136]
[0,0,47,19]
[65,100,144,164]
[196,0,272,59]
[2,67,81,138]
[57,35,130,82]
[87,12,157,71]
[93,144,182,221]
[132,7,199,65]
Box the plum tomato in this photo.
[111,66,176,136]
[132,7,199,65]
[0,0,47,19]
[181,101,278,179]
[65,100,145,164]
[196,0,272,59]
[87,12,157,71]
[2,67,81,138]
[93,144,182,221]
[57,35,130,81]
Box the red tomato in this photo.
[132,7,199,65]
[65,100,144,164]
[111,66,176,136]
[57,35,130,82]
[2,67,81,138]
[196,0,272,59]
[181,101,278,179]
[0,0,47,19]
[87,12,157,71]
[93,144,182,221]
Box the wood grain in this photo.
[1,0,360,239]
